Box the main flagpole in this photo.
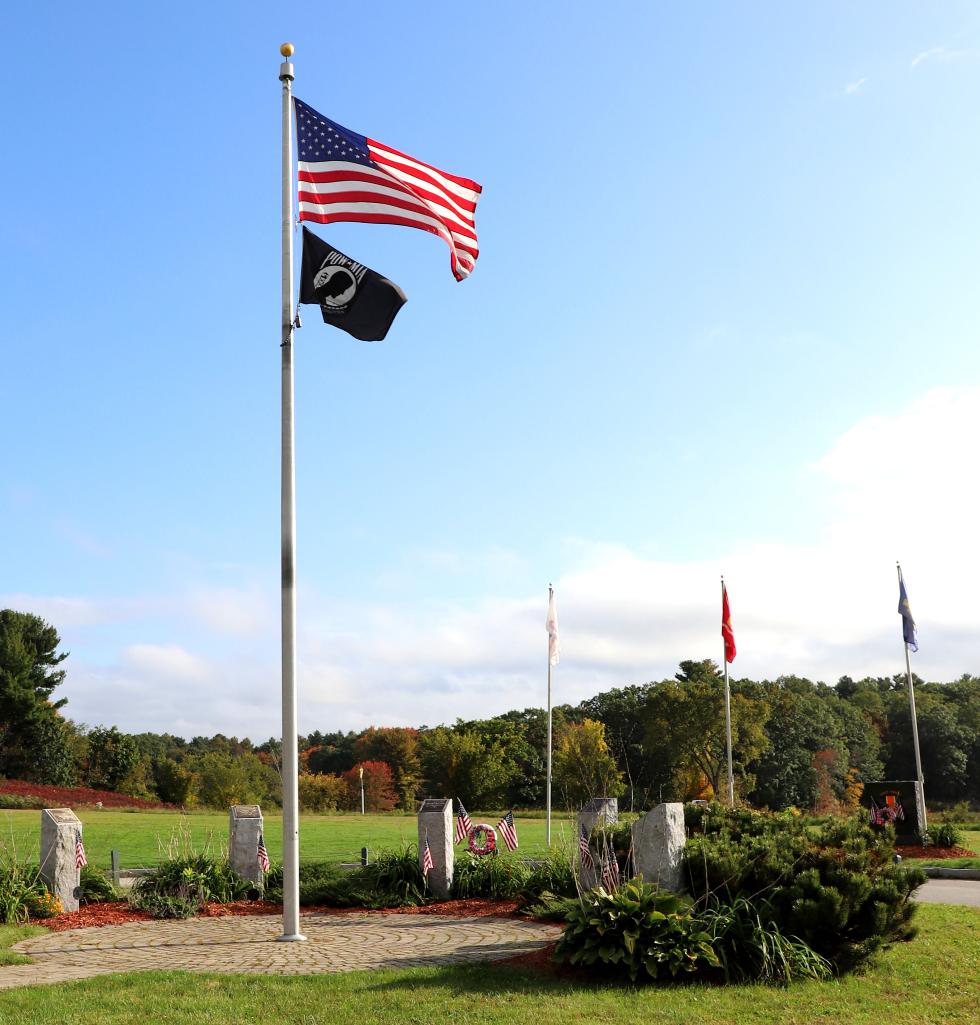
[897,562,928,836]
[278,42,304,942]
[721,576,735,808]
[546,584,553,847]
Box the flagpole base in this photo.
[276,933,307,942]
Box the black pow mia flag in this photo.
[299,228,407,341]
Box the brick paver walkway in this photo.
[1,913,559,990]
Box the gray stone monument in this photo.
[418,798,453,899]
[229,805,265,888]
[576,798,618,889]
[40,808,83,913]
[632,802,686,893]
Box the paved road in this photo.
[1,913,559,991]
[915,878,980,907]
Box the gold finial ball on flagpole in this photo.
[280,42,295,57]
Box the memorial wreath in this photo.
[467,822,497,856]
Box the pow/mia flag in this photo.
[299,228,407,341]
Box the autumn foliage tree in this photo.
[343,760,398,812]
[553,718,625,808]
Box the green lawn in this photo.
[0,904,976,1024]
[0,810,577,870]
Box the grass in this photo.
[0,925,45,966]
[0,904,976,1023]
[0,809,577,870]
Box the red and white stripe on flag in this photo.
[421,834,434,876]
[295,100,482,282]
[455,802,472,844]
[257,834,271,873]
[497,811,519,851]
[75,831,87,869]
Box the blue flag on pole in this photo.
[898,575,918,653]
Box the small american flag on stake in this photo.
[421,831,434,877]
[455,801,472,844]
[497,811,519,851]
[601,850,620,891]
[257,833,270,874]
[578,826,594,870]
[74,830,87,869]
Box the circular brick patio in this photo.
[2,913,559,990]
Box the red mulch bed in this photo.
[1,779,172,810]
[896,844,977,859]
[35,898,533,932]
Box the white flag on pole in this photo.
[547,585,560,666]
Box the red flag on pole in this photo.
[722,584,736,663]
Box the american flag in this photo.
[421,832,434,877]
[455,801,472,844]
[578,826,594,870]
[601,850,620,891]
[497,811,519,851]
[257,833,270,873]
[295,98,482,282]
[74,830,87,869]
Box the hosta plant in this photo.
[554,879,719,982]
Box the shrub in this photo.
[264,861,361,907]
[267,847,431,910]
[517,841,577,914]
[683,803,925,972]
[354,844,428,907]
[927,823,963,849]
[297,773,348,812]
[25,889,63,919]
[79,865,117,905]
[0,793,44,810]
[554,880,719,982]
[452,853,531,899]
[129,854,255,918]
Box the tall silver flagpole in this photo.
[546,583,553,847]
[897,562,928,835]
[721,576,735,808]
[278,42,304,942]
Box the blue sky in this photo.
[2,2,979,739]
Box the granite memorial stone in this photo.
[40,808,83,913]
[418,798,453,899]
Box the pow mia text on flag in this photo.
[299,227,407,341]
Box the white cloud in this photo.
[843,77,867,95]
[911,46,975,68]
[22,385,980,739]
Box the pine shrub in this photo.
[683,803,925,972]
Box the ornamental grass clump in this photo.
[0,843,48,924]
[554,880,720,983]
[129,854,254,918]
[926,822,963,848]
[451,851,531,899]
[683,802,925,972]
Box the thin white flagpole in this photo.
[897,562,928,835]
[278,42,304,942]
[546,583,553,847]
[721,576,735,808]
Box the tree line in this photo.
[2,610,978,812]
